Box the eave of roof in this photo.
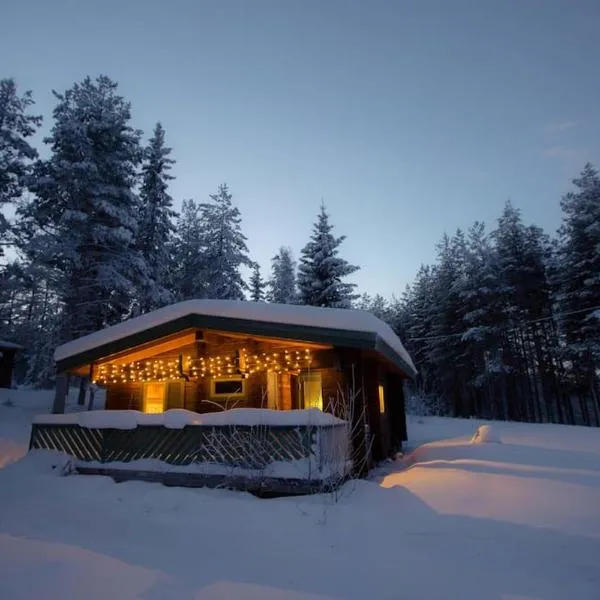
[55,312,417,379]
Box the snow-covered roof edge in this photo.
[54,299,416,377]
[0,339,24,350]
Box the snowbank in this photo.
[3,403,600,599]
[33,407,345,429]
[471,424,502,444]
[54,298,416,375]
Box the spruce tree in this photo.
[249,263,265,302]
[171,199,205,300]
[268,246,297,304]
[0,78,42,246]
[198,183,252,300]
[553,163,600,423]
[137,122,177,311]
[297,203,359,308]
[22,75,145,341]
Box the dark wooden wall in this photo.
[0,349,16,388]
[100,330,409,466]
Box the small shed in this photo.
[0,340,23,388]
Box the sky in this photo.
[2,0,600,299]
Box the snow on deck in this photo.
[1,393,600,599]
[53,299,416,374]
[33,407,345,429]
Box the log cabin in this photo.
[31,300,416,491]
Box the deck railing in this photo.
[29,415,350,493]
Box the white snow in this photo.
[2,392,600,599]
[471,423,502,444]
[33,407,345,429]
[0,388,105,467]
[53,298,416,375]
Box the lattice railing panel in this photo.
[30,422,321,470]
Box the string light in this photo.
[92,347,313,385]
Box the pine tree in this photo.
[0,78,42,246]
[424,231,469,416]
[22,75,145,341]
[268,246,297,304]
[137,122,177,311]
[249,263,265,302]
[455,222,507,418]
[356,293,393,323]
[297,203,359,308]
[171,199,205,300]
[198,183,252,300]
[553,163,600,424]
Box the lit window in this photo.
[302,372,323,410]
[144,382,165,413]
[378,384,385,414]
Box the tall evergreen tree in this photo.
[199,183,252,300]
[297,204,359,308]
[137,122,177,311]
[249,263,265,302]
[553,163,600,423]
[268,246,297,304]
[171,199,205,300]
[0,78,42,247]
[21,75,145,341]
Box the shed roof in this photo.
[0,339,24,350]
[54,299,417,377]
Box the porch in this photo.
[29,408,351,495]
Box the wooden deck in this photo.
[29,418,350,495]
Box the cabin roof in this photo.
[54,299,417,377]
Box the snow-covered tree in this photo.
[297,204,359,308]
[356,293,393,323]
[268,246,297,304]
[198,183,252,300]
[22,75,145,341]
[552,163,600,423]
[0,78,42,247]
[554,164,600,350]
[171,199,205,300]
[249,263,265,302]
[136,122,177,311]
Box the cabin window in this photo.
[301,372,323,410]
[143,381,184,413]
[378,384,385,414]
[267,371,279,409]
[143,382,165,413]
[210,376,246,398]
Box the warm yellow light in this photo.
[378,384,385,414]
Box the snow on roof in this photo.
[0,339,23,350]
[54,299,416,375]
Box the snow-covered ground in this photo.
[1,391,599,599]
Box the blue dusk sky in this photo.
[3,0,600,299]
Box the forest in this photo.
[1,75,599,426]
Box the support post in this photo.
[52,373,68,414]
